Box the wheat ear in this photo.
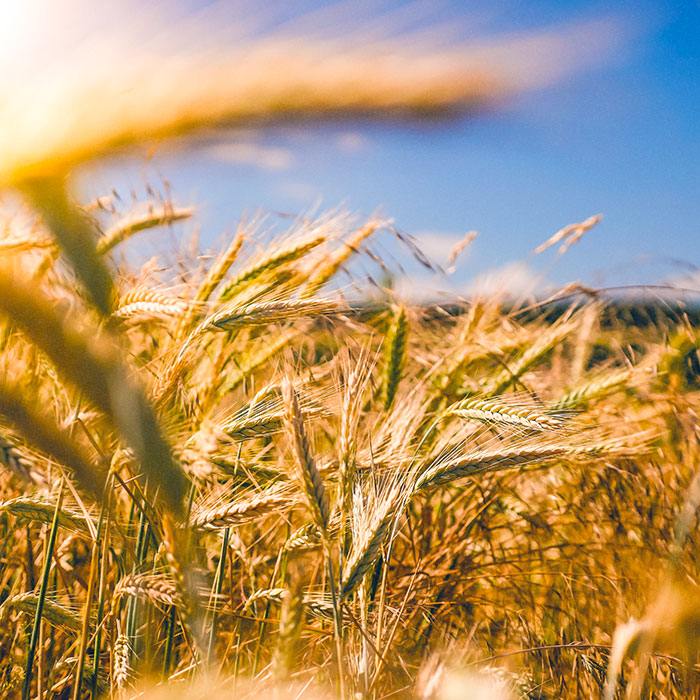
[113,288,188,321]
[485,321,574,395]
[549,369,630,411]
[382,306,408,410]
[341,493,402,602]
[218,234,326,301]
[97,204,193,255]
[202,298,342,331]
[3,594,83,633]
[112,633,130,693]
[174,226,246,340]
[0,497,94,533]
[281,378,330,533]
[191,487,291,530]
[414,442,616,491]
[113,573,180,608]
[448,397,565,431]
[302,220,381,298]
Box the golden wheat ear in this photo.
[281,377,330,535]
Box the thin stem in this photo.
[22,480,63,700]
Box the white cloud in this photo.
[465,261,542,298]
[205,140,294,170]
[393,262,542,303]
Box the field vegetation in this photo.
[0,195,699,700]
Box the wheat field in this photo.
[0,8,699,700]
[0,194,698,699]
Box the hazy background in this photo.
[4,0,700,300]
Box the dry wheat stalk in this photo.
[202,298,342,332]
[97,205,193,255]
[218,234,327,302]
[190,487,291,530]
[2,593,83,633]
[448,397,566,431]
[281,378,330,534]
[0,496,93,533]
[550,369,631,411]
[382,306,408,410]
[112,633,130,693]
[113,573,180,607]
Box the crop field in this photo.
[0,196,699,700]
[0,7,699,700]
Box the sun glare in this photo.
[0,1,43,60]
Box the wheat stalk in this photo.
[218,234,327,302]
[3,593,83,633]
[202,298,342,332]
[550,369,631,411]
[112,633,130,693]
[190,488,291,530]
[0,273,186,512]
[382,306,408,410]
[272,580,305,681]
[113,573,180,608]
[97,204,193,255]
[448,397,566,431]
[281,378,330,534]
[0,497,94,533]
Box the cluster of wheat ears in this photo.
[0,16,699,700]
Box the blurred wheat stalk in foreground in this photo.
[0,0,618,182]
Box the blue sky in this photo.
[76,0,700,299]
